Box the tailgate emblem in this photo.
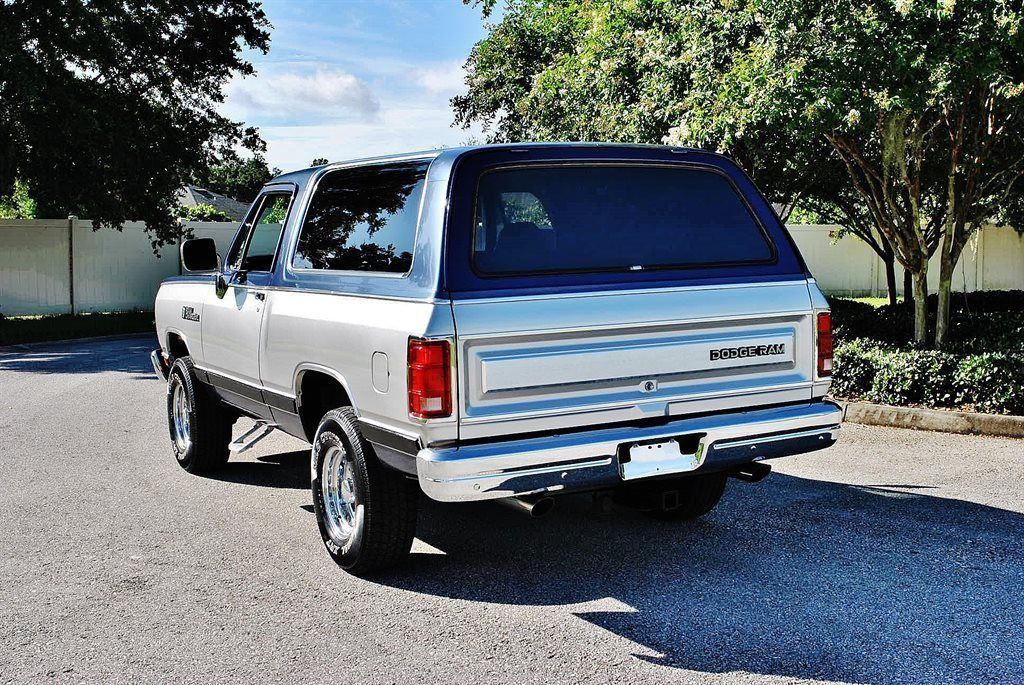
[639,379,658,393]
[710,343,785,361]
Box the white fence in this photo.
[1,220,1022,316]
[0,219,237,316]
[789,225,1024,297]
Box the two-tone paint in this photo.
[154,143,840,501]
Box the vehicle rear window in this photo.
[473,165,774,275]
[293,160,429,273]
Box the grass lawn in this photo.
[848,296,899,308]
[0,311,155,346]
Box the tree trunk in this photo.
[935,250,956,347]
[912,269,929,345]
[882,254,898,307]
[903,269,914,306]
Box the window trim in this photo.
[288,158,432,278]
[228,189,296,274]
[468,162,779,279]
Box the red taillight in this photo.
[816,311,833,377]
[408,338,452,419]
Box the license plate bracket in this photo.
[619,433,705,481]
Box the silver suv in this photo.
[152,144,841,574]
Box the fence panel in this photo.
[0,220,1021,316]
[72,220,179,313]
[0,220,72,315]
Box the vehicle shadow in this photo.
[0,336,155,376]
[372,473,1024,684]
[200,451,310,490]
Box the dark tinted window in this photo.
[293,161,429,273]
[473,165,774,275]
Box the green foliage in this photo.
[311,158,330,167]
[955,354,1024,415]
[0,311,154,346]
[0,179,37,219]
[455,1,881,216]
[831,294,1024,414]
[261,197,288,224]
[872,350,960,408]
[458,0,1024,344]
[177,203,231,222]
[0,1,270,247]
[200,154,279,203]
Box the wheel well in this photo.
[298,371,352,441]
[167,333,189,360]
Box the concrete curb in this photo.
[842,401,1024,439]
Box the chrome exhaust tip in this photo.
[729,462,772,483]
[498,494,555,518]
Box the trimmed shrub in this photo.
[828,292,1024,415]
[831,338,883,398]
[870,349,959,408]
[954,353,1024,415]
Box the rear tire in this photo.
[311,407,418,575]
[166,357,234,474]
[618,472,728,521]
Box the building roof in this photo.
[177,186,250,221]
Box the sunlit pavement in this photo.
[1,335,1022,684]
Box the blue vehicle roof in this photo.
[256,143,808,300]
[266,142,736,187]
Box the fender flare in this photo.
[292,363,359,415]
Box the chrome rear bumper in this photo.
[417,401,842,502]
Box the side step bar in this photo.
[229,421,276,453]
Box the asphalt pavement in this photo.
[1,335,1022,684]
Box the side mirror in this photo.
[180,237,221,273]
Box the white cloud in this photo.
[260,104,481,172]
[413,60,466,94]
[225,68,380,121]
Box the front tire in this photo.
[311,407,418,575]
[166,357,234,474]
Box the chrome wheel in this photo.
[171,380,192,453]
[321,444,360,544]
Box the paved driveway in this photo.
[1,335,1022,684]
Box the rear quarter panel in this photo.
[259,290,457,445]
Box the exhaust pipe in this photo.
[729,462,772,483]
[498,494,555,518]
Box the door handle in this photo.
[254,291,266,301]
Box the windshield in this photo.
[473,165,775,275]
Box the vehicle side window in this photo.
[292,160,429,274]
[230,193,291,272]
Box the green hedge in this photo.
[830,293,1024,415]
[0,311,154,346]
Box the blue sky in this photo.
[221,0,492,173]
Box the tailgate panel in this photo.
[453,280,815,439]
[479,330,794,393]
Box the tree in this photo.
[0,1,270,248]
[453,1,908,303]
[311,157,330,167]
[200,154,279,203]
[456,0,1024,346]
[0,179,37,219]
[677,0,1024,346]
[177,203,231,222]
